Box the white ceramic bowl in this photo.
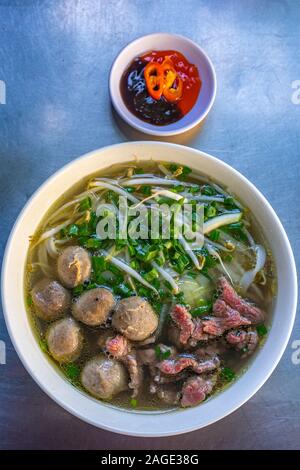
[109,33,217,136]
[2,142,297,436]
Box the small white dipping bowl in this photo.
[1,142,297,436]
[109,33,217,136]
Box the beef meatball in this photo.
[31,278,71,321]
[57,246,91,288]
[72,288,115,326]
[81,356,128,399]
[46,317,83,363]
[112,296,158,341]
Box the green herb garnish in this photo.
[190,301,212,317]
[155,345,171,361]
[256,324,268,337]
[79,196,92,212]
[63,363,80,381]
[26,294,33,307]
[220,367,236,382]
[39,338,48,353]
[130,398,138,408]
[209,229,220,242]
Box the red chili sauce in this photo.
[120,50,201,126]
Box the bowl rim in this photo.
[1,141,298,436]
[109,32,217,136]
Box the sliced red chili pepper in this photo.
[161,58,183,102]
[163,76,183,102]
[144,62,164,100]
[161,58,177,88]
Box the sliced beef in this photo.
[181,375,215,407]
[219,276,265,324]
[157,352,220,376]
[169,284,256,348]
[202,303,251,336]
[189,319,210,345]
[226,329,259,356]
[170,304,195,344]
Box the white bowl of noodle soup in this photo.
[1,142,297,436]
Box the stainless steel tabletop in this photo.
[0,0,299,450]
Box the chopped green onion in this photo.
[171,184,185,193]
[79,196,92,212]
[113,283,134,298]
[190,301,212,317]
[189,185,201,194]
[140,185,152,195]
[206,205,217,218]
[224,196,238,209]
[209,229,220,242]
[84,238,102,249]
[256,324,268,337]
[144,268,159,283]
[130,398,138,408]
[63,363,80,381]
[39,338,48,353]
[220,367,236,382]
[72,284,85,296]
[202,185,216,196]
[92,255,106,274]
[172,253,190,274]
[156,251,165,267]
[68,224,79,236]
[155,345,171,360]
[135,244,158,262]
[26,294,33,307]
[223,254,233,263]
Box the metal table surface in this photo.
[0,0,299,450]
